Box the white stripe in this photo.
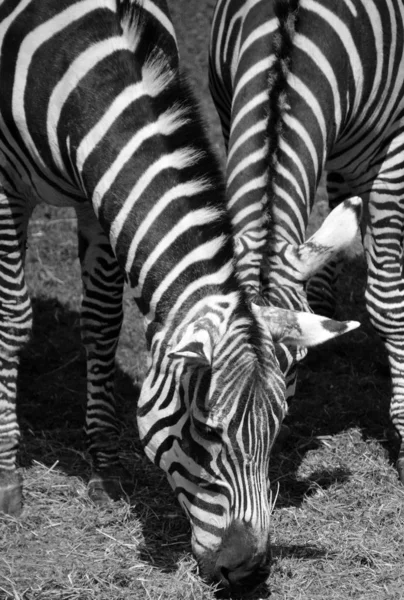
[278,137,311,202]
[147,237,229,319]
[288,73,327,165]
[125,180,212,272]
[360,1,383,111]
[232,57,273,106]
[214,0,233,81]
[272,184,305,244]
[283,113,320,188]
[230,90,267,132]
[12,0,112,193]
[228,175,266,209]
[164,270,238,330]
[91,107,190,216]
[276,162,306,207]
[300,0,364,114]
[77,83,143,172]
[228,146,267,185]
[109,147,201,249]
[231,202,265,227]
[47,37,127,173]
[238,18,277,61]
[342,0,358,17]
[294,33,342,131]
[0,0,34,37]
[228,120,266,163]
[143,0,177,47]
[134,208,222,293]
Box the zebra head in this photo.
[137,293,359,594]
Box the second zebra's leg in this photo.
[76,206,129,504]
[0,193,32,515]
[363,187,404,482]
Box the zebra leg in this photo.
[0,194,32,515]
[363,191,404,483]
[76,207,129,504]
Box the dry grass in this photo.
[2,212,404,600]
[1,2,404,599]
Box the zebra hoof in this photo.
[0,472,23,516]
[88,468,132,506]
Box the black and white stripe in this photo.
[210,0,404,482]
[209,0,277,292]
[210,0,360,404]
[0,0,360,594]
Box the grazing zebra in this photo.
[210,0,404,482]
[0,0,361,593]
[209,0,355,404]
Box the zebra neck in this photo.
[59,18,240,326]
[266,0,367,249]
[143,290,242,352]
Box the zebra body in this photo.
[210,0,404,481]
[209,0,277,292]
[209,0,359,401]
[0,0,181,499]
[0,0,363,592]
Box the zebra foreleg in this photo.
[0,195,32,515]
[363,189,404,483]
[76,208,129,504]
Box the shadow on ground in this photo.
[269,256,398,511]
[16,297,191,572]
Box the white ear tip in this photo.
[344,320,361,332]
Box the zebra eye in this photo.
[193,419,222,442]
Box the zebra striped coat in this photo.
[210,0,404,482]
[0,0,361,593]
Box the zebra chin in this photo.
[192,521,271,595]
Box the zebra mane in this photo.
[117,0,145,52]
[117,0,177,93]
[265,0,300,234]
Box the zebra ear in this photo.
[168,324,214,365]
[252,304,360,347]
[286,196,362,280]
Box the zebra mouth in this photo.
[215,564,271,598]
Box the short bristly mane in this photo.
[265,0,300,240]
[117,0,145,52]
[115,0,234,238]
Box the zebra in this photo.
[209,0,404,483]
[0,0,361,593]
[209,0,350,406]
